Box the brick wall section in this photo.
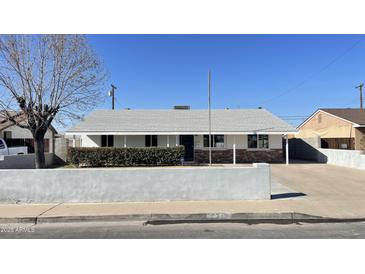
[194,149,283,163]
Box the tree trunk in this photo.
[34,135,46,169]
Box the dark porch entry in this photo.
[321,138,355,150]
[180,135,194,161]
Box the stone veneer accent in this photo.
[194,149,283,163]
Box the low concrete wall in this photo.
[0,163,271,203]
[0,153,54,169]
[289,137,365,170]
[317,149,365,170]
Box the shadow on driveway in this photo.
[271,192,306,200]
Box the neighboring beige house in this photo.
[66,107,297,164]
[0,111,56,153]
[297,108,365,151]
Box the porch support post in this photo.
[233,135,236,165]
[72,135,76,148]
[167,135,170,147]
[176,135,179,146]
[124,135,127,148]
[285,134,289,165]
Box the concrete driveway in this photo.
[270,163,365,218]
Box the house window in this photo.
[145,135,158,147]
[248,135,257,149]
[248,134,269,149]
[203,135,225,148]
[101,135,114,147]
[258,135,269,149]
[3,131,12,140]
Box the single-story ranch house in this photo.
[66,107,297,164]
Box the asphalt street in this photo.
[1,221,365,239]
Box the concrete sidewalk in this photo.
[1,163,365,223]
[1,198,365,224]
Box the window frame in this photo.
[203,134,225,148]
[247,134,258,149]
[101,135,114,147]
[248,134,269,149]
[3,131,12,140]
[145,135,158,147]
[258,134,269,149]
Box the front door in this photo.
[180,135,194,161]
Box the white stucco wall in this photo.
[269,135,283,149]
[114,135,124,147]
[126,135,145,147]
[0,163,271,203]
[225,135,247,149]
[1,124,53,139]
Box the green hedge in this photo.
[68,146,185,167]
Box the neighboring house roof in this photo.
[0,111,25,131]
[66,109,297,135]
[298,108,365,129]
[320,108,365,125]
[0,110,58,134]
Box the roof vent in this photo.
[174,105,190,110]
[258,106,262,109]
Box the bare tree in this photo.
[0,35,107,168]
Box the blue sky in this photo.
[88,34,365,126]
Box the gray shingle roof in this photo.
[67,109,297,133]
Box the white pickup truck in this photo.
[0,138,28,156]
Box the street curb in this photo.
[0,217,37,224]
[1,212,365,225]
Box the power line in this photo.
[257,36,365,106]
[344,97,360,108]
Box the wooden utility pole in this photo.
[109,84,117,110]
[355,83,363,110]
[208,70,212,166]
